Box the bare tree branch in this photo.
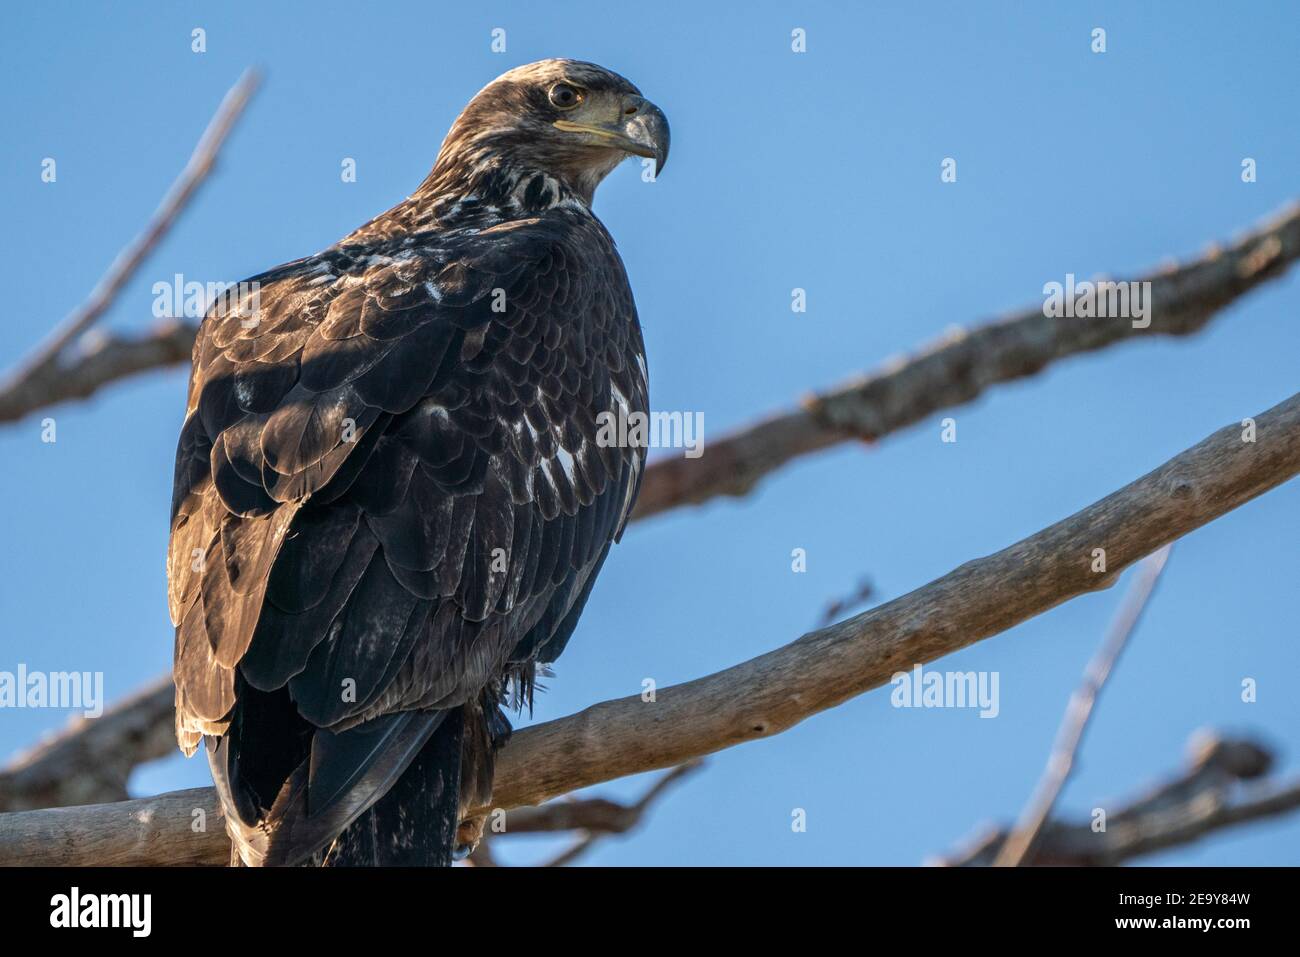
[2,390,1297,866]
[471,761,703,867]
[938,732,1299,866]
[7,205,1300,809]
[0,197,1295,512]
[0,322,199,425]
[485,391,1300,814]
[0,676,174,813]
[0,787,230,867]
[817,578,875,627]
[498,761,703,835]
[631,202,1300,519]
[994,545,1172,866]
[539,761,701,866]
[0,68,261,425]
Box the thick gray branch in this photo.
[0,788,230,867]
[2,390,1296,866]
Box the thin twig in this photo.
[817,578,874,627]
[537,762,703,867]
[466,762,703,867]
[0,68,261,412]
[938,731,1295,866]
[993,544,1173,866]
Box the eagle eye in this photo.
[548,83,583,110]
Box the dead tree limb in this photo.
[0,68,260,425]
[631,202,1300,519]
[0,787,230,868]
[938,732,1299,866]
[816,578,875,627]
[2,389,1297,866]
[0,322,200,426]
[0,676,175,813]
[995,545,1172,866]
[468,761,703,867]
[497,762,704,835]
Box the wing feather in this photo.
[170,208,649,862]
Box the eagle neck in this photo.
[413,153,588,223]
[340,153,594,245]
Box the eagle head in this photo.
[424,59,670,207]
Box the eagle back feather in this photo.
[169,199,648,861]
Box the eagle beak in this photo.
[554,95,671,177]
[618,96,670,177]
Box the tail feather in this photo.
[210,708,446,867]
[321,707,465,866]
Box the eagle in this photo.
[167,60,668,866]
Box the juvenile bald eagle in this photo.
[167,60,668,866]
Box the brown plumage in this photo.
[167,59,668,866]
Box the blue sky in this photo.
[1,2,1298,865]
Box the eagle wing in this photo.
[168,210,647,861]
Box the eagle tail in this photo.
[321,707,467,867]
[210,705,448,867]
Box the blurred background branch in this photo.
[995,545,1172,866]
[468,761,704,867]
[0,68,261,425]
[0,676,174,813]
[937,731,1300,866]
